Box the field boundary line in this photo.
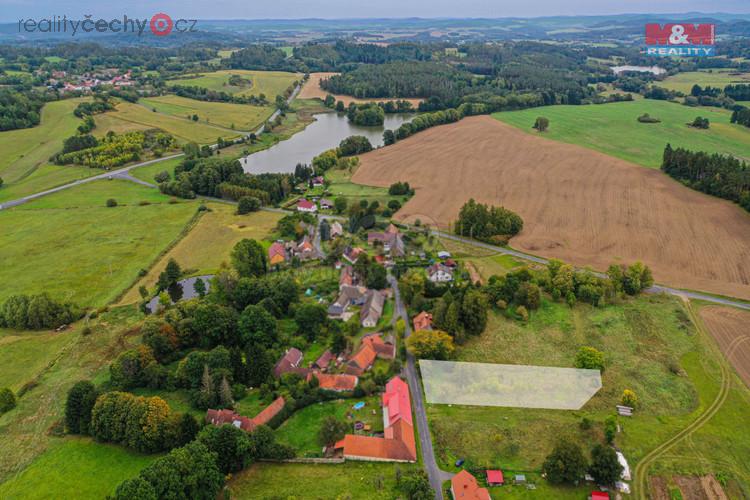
[633,300,731,499]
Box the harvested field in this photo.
[298,72,422,106]
[699,306,750,389]
[353,115,750,300]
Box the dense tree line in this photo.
[724,84,750,101]
[0,88,44,131]
[346,102,384,126]
[73,98,114,118]
[455,199,523,244]
[227,45,299,72]
[294,40,432,71]
[731,106,750,128]
[0,293,82,330]
[662,144,750,212]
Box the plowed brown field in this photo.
[298,72,422,106]
[352,115,750,300]
[700,306,750,388]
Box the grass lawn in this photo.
[656,69,750,94]
[234,389,266,417]
[0,306,145,484]
[99,101,242,144]
[140,95,274,132]
[0,98,102,201]
[274,396,383,457]
[120,204,281,303]
[129,156,183,184]
[0,180,198,307]
[493,100,750,168]
[228,461,415,499]
[0,328,76,393]
[168,69,300,99]
[428,295,698,471]
[325,166,410,208]
[0,437,157,500]
[427,294,750,494]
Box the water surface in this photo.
[241,112,413,174]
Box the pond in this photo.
[146,275,213,313]
[240,111,414,174]
[611,65,666,75]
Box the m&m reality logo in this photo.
[645,23,715,57]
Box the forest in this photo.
[662,144,750,212]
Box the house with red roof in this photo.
[296,199,317,213]
[273,348,308,378]
[333,376,416,463]
[450,470,491,500]
[361,333,395,359]
[486,470,504,486]
[313,349,334,371]
[413,311,433,331]
[591,492,609,500]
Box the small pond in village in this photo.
[145,275,214,313]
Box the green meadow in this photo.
[168,69,300,99]
[140,95,274,131]
[427,295,750,494]
[228,462,416,499]
[0,98,98,202]
[656,69,750,94]
[0,180,198,307]
[0,437,157,500]
[493,100,750,168]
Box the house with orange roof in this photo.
[309,372,358,392]
[413,311,433,331]
[268,241,287,266]
[361,333,395,359]
[450,470,491,500]
[334,376,416,463]
[205,396,286,432]
[345,343,378,376]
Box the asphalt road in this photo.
[388,274,453,500]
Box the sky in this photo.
[1,0,749,22]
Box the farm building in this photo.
[206,396,285,432]
[268,241,287,266]
[273,348,308,378]
[360,289,386,327]
[450,470,491,499]
[333,376,416,463]
[413,311,433,331]
[427,263,454,283]
[309,372,358,392]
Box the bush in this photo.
[0,293,81,330]
[237,196,261,214]
[65,380,99,434]
[0,387,17,414]
[575,346,605,371]
[542,439,588,485]
[621,389,637,408]
[106,198,118,208]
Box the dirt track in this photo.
[700,306,750,388]
[298,72,422,106]
[352,115,750,300]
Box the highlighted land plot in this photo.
[419,360,602,410]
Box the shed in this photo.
[486,470,504,486]
[591,492,609,500]
[514,474,526,484]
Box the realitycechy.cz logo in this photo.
[18,13,197,37]
[645,23,715,57]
